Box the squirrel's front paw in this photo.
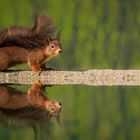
[32,68,43,72]
[31,66,43,75]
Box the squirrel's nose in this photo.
[57,102,62,109]
[59,102,62,107]
[58,49,62,54]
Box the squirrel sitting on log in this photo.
[0,14,62,72]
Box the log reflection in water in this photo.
[0,81,62,125]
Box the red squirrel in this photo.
[0,14,62,72]
[0,81,62,123]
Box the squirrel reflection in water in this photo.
[0,81,62,125]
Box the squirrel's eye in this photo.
[50,107,55,112]
[50,45,55,49]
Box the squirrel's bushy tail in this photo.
[0,14,55,48]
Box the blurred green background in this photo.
[0,0,140,140]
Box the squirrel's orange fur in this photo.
[0,15,62,71]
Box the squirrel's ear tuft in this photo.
[47,34,51,44]
[56,115,61,126]
[56,30,61,41]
